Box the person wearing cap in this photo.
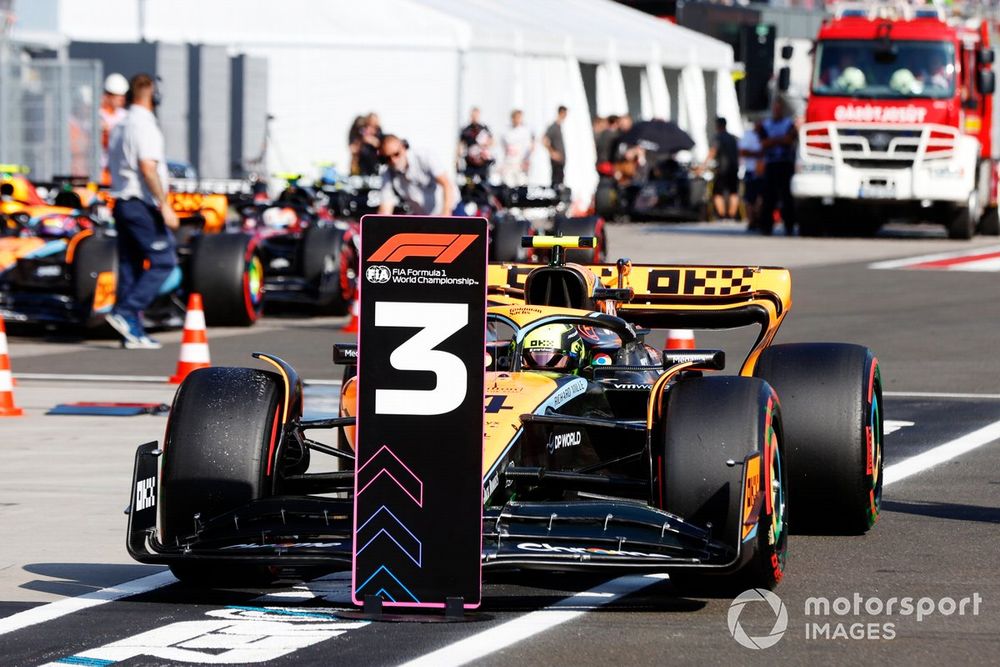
[100,73,129,183]
[106,73,178,349]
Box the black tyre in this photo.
[189,233,263,326]
[979,206,1000,236]
[491,214,531,262]
[754,343,883,535]
[553,214,606,263]
[161,367,284,585]
[299,224,349,315]
[71,233,117,327]
[948,203,975,240]
[594,180,618,219]
[658,376,788,591]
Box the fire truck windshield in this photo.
[812,40,956,99]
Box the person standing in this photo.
[756,99,798,235]
[99,73,129,183]
[543,106,568,188]
[499,109,534,187]
[703,117,741,220]
[377,135,457,216]
[105,73,178,349]
[739,120,766,229]
[457,107,494,181]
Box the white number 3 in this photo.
[374,301,468,415]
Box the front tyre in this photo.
[189,233,263,326]
[754,343,883,534]
[160,367,285,586]
[657,376,787,591]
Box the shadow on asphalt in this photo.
[19,563,165,598]
[882,499,1000,524]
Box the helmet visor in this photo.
[523,348,577,370]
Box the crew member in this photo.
[377,135,457,216]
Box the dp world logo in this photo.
[728,588,788,649]
[366,265,391,284]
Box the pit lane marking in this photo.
[883,418,1000,486]
[0,570,178,637]
[884,390,1000,400]
[398,574,669,667]
[868,244,1000,271]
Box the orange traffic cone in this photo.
[169,293,211,384]
[665,329,696,350]
[0,315,23,417]
[341,298,359,333]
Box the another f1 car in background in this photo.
[0,171,263,329]
[234,175,357,315]
[454,176,607,263]
[127,235,882,593]
[595,120,710,222]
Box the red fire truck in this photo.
[792,2,997,238]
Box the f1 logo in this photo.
[367,233,477,264]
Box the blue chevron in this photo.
[374,588,397,602]
[355,564,419,603]
[356,505,422,566]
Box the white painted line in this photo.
[884,390,1000,400]
[0,570,177,637]
[13,373,342,387]
[884,420,914,436]
[398,574,668,667]
[14,373,170,383]
[884,418,1000,487]
[868,244,1000,270]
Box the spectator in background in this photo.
[543,105,568,188]
[500,109,534,187]
[739,120,766,228]
[457,107,494,180]
[595,114,619,166]
[702,116,741,221]
[106,73,178,349]
[378,135,457,216]
[99,73,129,183]
[613,115,633,161]
[350,113,382,176]
[756,98,798,235]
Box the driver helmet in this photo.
[521,323,586,373]
[835,66,866,92]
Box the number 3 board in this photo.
[352,216,488,609]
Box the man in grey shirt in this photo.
[105,73,179,349]
[543,106,568,188]
[378,135,457,216]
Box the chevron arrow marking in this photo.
[355,565,419,603]
[356,506,422,567]
[356,445,423,506]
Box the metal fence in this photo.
[0,56,103,182]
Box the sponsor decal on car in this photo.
[220,542,343,550]
[134,476,156,511]
[742,455,762,542]
[612,383,653,390]
[516,542,670,559]
[549,379,586,407]
[547,430,582,453]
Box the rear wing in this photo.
[487,261,792,374]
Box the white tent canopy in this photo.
[14,0,741,205]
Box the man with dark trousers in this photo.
[543,105,568,188]
[106,73,179,349]
[756,98,798,235]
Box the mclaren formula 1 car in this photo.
[127,237,882,591]
[0,174,263,329]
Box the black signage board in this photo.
[352,216,487,609]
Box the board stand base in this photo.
[332,595,490,623]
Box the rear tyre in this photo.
[795,199,826,237]
[979,206,1000,236]
[553,214,606,263]
[657,376,788,592]
[594,179,618,220]
[160,367,284,586]
[490,214,531,262]
[754,343,883,535]
[948,202,976,240]
[71,233,118,327]
[189,233,263,326]
[300,224,349,315]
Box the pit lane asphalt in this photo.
[2,221,999,665]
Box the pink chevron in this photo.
[355,444,423,506]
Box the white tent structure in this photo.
[13,0,740,206]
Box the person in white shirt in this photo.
[378,135,457,216]
[499,109,534,187]
[105,73,178,349]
